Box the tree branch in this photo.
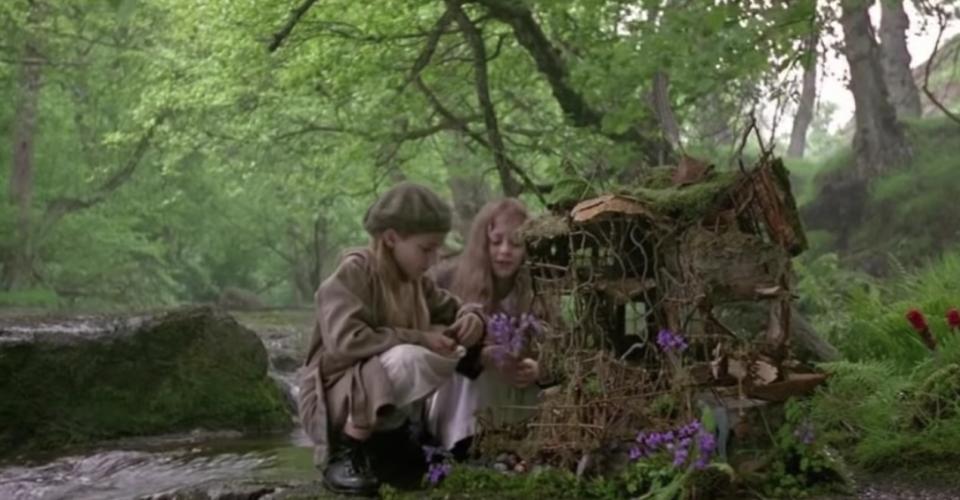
[446,0,521,196]
[474,0,672,165]
[39,112,169,236]
[403,9,457,89]
[269,0,320,52]
[415,76,546,205]
[923,7,960,126]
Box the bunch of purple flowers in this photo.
[426,462,452,485]
[629,419,717,470]
[487,312,542,364]
[423,445,453,486]
[656,329,688,353]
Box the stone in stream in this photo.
[0,306,293,457]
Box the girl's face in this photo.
[487,214,525,280]
[384,230,446,281]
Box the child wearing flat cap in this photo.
[298,182,485,496]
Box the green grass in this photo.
[0,288,61,309]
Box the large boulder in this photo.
[0,307,292,456]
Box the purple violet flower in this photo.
[794,421,816,446]
[427,462,452,485]
[629,419,718,470]
[487,312,543,367]
[656,329,688,353]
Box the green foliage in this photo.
[380,461,737,500]
[0,288,60,308]
[796,241,960,470]
[757,400,852,498]
[794,252,876,348]
[0,0,822,307]
[803,339,960,470]
[810,251,960,369]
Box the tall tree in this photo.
[788,35,818,159]
[879,0,923,119]
[4,0,44,290]
[840,0,911,178]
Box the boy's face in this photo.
[385,230,446,281]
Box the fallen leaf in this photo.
[753,360,778,384]
[570,194,652,222]
[671,155,715,186]
[747,373,829,402]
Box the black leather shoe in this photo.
[323,435,379,496]
[368,422,427,490]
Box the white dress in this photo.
[426,369,540,450]
[374,344,463,431]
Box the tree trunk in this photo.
[692,92,736,150]
[4,17,43,291]
[448,175,491,241]
[288,214,328,306]
[649,71,682,151]
[840,0,911,178]
[787,37,818,159]
[445,133,491,242]
[879,0,922,119]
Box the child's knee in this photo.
[381,344,433,368]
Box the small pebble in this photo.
[513,462,527,473]
[493,462,509,473]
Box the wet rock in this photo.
[270,351,302,373]
[0,306,292,456]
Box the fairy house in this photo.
[501,155,826,465]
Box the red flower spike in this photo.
[906,309,929,333]
[947,308,960,330]
[906,309,937,351]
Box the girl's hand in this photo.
[448,313,484,348]
[483,346,539,388]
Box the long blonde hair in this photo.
[450,198,533,314]
[370,235,430,330]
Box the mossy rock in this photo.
[0,306,291,456]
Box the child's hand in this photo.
[423,331,457,357]
[448,313,484,348]
[512,358,540,388]
[483,347,539,388]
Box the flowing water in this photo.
[0,431,317,500]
